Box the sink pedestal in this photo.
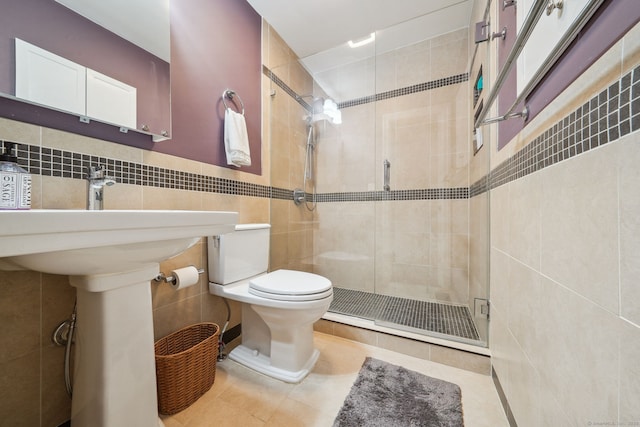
[70,265,160,427]
[0,209,239,426]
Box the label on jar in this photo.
[18,173,31,209]
[0,172,18,209]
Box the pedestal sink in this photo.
[0,210,238,427]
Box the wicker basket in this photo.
[154,322,220,415]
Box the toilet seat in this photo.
[249,269,332,302]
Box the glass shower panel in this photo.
[267,60,316,274]
[286,9,491,347]
[304,39,378,317]
[372,18,489,345]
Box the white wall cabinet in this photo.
[15,38,86,116]
[86,69,137,129]
[516,0,591,95]
[15,38,137,129]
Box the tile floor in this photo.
[161,332,509,427]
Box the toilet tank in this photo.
[208,223,270,285]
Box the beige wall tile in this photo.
[152,242,205,310]
[377,333,431,360]
[430,345,490,375]
[489,309,512,397]
[622,21,640,75]
[430,29,469,80]
[489,248,509,315]
[0,270,41,363]
[506,259,541,368]
[619,320,640,424]
[0,117,41,145]
[488,18,640,427]
[42,128,142,162]
[202,294,242,331]
[142,187,203,211]
[491,183,510,253]
[332,323,378,346]
[537,276,619,425]
[269,231,289,271]
[0,350,40,426]
[152,295,202,341]
[106,182,144,210]
[540,143,620,314]
[505,342,541,427]
[619,134,640,325]
[41,176,86,209]
[508,170,541,269]
[395,39,431,89]
[41,345,72,427]
[469,193,489,311]
[41,274,75,346]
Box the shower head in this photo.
[304,97,342,124]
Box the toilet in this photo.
[208,224,333,383]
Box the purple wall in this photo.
[161,0,262,175]
[0,0,262,175]
[497,0,640,150]
[0,0,170,137]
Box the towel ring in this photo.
[222,89,245,115]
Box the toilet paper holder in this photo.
[154,266,204,284]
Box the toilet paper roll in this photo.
[169,266,200,290]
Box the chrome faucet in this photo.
[86,165,116,210]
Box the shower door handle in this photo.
[383,159,390,191]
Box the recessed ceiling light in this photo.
[348,32,375,48]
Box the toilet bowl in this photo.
[208,224,332,383]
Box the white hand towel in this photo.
[224,108,251,167]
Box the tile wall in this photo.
[485,16,640,427]
[263,24,316,274]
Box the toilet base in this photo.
[228,344,319,383]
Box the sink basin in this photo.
[0,209,238,427]
[0,209,237,277]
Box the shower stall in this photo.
[267,14,490,348]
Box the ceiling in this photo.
[246,0,473,63]
[53,0,472,74]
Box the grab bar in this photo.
[383,159,390,191]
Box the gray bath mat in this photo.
[333,357,464,427]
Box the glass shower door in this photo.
[372,21,489,345]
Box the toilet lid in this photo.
[249,269,332,301]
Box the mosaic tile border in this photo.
[263,65,311,111]
[1,140,467,203]
[1,141,291,200]
[338,73,469,109]
[480,64,640,193]
[316,188,468,203]
[264,66,468,111]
